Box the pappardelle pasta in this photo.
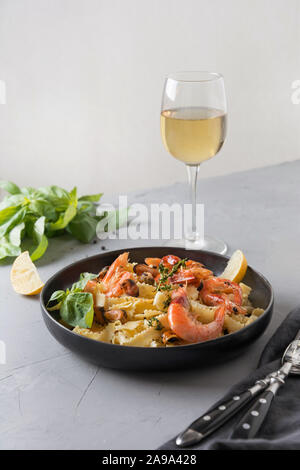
[47,252,264,347]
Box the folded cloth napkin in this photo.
[159,306,300,450]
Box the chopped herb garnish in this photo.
[155,258,187,292]
[158,283,173,292]
[147,317,163,330]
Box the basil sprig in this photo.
[0,181,126,262]
[47,272,98,328]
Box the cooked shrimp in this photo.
[185,260,204,268]
[102,252,129,285]
[168,287,226,343]
[147,255,182,286]
[145,257,161,267]
[170,265,212,285]
[84,280,98,303]
[168,258,212,286]
[102,252,133,297]
[169,270,197,284]
[161,255,181,269]
[200,277,246,314]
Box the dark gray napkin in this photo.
[159,306,300,450]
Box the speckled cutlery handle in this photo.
[176,382,267,448]
[231,380,281,440]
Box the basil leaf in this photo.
[28,198,57,221]
[0,194,25,211]
[46,290,66,310]
[24,214,38,238]
[60,292,94,328]
[0,221,25,260]
[0,206,20,225]
[48,290,66,303]
[68,212,98,243]
[31,235,48,261]
[0,181,21,195]
[71,272,98,291]
[9,222,25,246]
[79,193,103,203]
[0,238,21,260]
[39,186,71,212]
[50,204,77,231]
[69,187,78,204]
[77,199,96,216]
[21,187,44,200]
[30,216,48,261]
[0,207,26,237]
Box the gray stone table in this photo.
[1,161,300,450]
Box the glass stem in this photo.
[186,164,200,239]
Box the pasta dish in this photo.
[47,251,264,347]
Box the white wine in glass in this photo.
[160,72,227,254]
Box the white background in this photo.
[0,0,299,195]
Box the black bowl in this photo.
[40,247,274,371]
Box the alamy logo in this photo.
[0,80,6,104]
[0,341,6,364]
[95,196,204,242]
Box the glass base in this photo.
[162,236,227,255]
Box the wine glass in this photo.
[160,71,227,254]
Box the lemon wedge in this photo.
[220,249,248,283]
[10,251,44,295]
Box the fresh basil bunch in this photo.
[0,180,126,262]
